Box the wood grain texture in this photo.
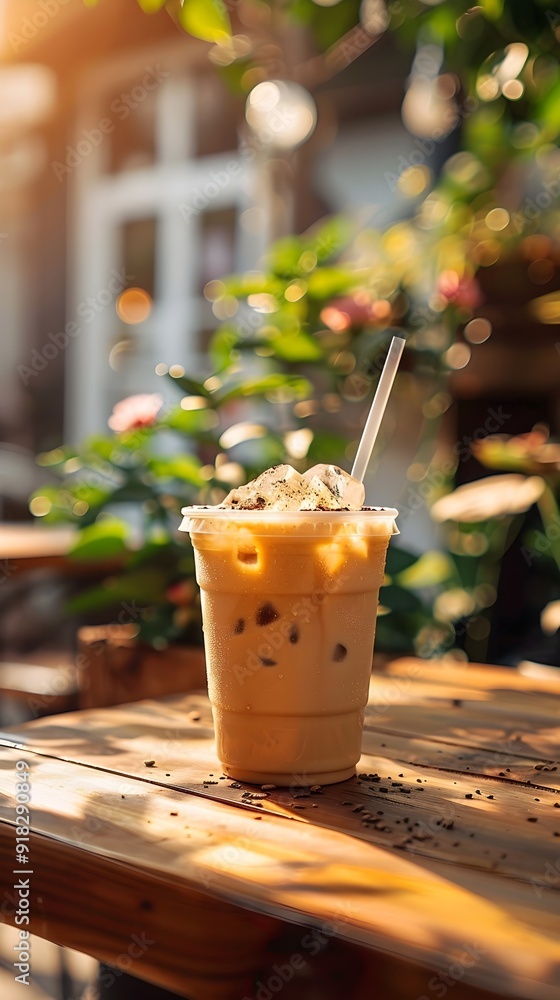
[0,659,559,999]
[0,828,506,1000]
[0,824,281,1000]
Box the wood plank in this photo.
[3,692,558,888]
[0,526,77,561]
[367,660,560,762]
[0,525,124,576]
[0,824,280,1000]
[0,662,77,701]
[383,659,560,696]
[0,830,508,1000]
[0,747,559,999]
[361,728,560,790]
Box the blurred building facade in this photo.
[0,0,419,454]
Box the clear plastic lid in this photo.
[180,506,399,537]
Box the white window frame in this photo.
[65,42,264,442]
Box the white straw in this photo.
[351,336,406,483]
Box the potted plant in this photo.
[31,356,315,705]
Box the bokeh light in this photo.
[29,496,52,517]
[477,42,528,102]
[204,280,226,302]
[284,281,307,302]
[360,0,390,34]
[293,400,318,418]
[246,81,317,149]
[398,165,431,198]
[502,79,524,101]
[402,73,458,139]
[464,318,492,344]
[485,207,509,231]
[219,422,267,449]
[284,428,313,459]
[180,396,208,410]
[116,287,152,325]
[445,343,471,369]
[109,339,135,371]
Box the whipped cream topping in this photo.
[219,464,365,512]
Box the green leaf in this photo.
[83,436,121,462]
[36,446,77,468]
[479,0,504,20]
[166,372,210,398]
[266,236,307,278]
[268,330,323,363]
[103,482,155,504]
[70,487,115,517]
[375,616,415,654]
[147,455,204,487]
[384,545,421,576]
[522,529,556,566]
[29,485,73,522]
[451,553,481,591]
[68,519,130,561]
[306,267,358,300]
[299,0,362,51]
[179,0,231,42]
[216,373,310,405]
[397,551,455,589]
[128,538,175,566]
[163,406,219,435]
[308,216,351,262]
[30,482,115,523]
[305,431,349,465]
[223,274,283,298]
[209,327,240,372]
[379,584,424,614]
[137,0,167,10]
[425,6,461,42]
[538,78,560,132]
[66,567,169,614]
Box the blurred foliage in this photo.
[33,362,443,652]
[427,428,560,661]
[66,0,560,657]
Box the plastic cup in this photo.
[180,506,398,786]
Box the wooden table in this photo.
[0,525,77,573]
[0,658,559,1000]
[0,524,123,576]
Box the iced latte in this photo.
[181,465,397,786]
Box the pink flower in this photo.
[108,393,163,433]
[437,271,483,310]
[321,296,391,332]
